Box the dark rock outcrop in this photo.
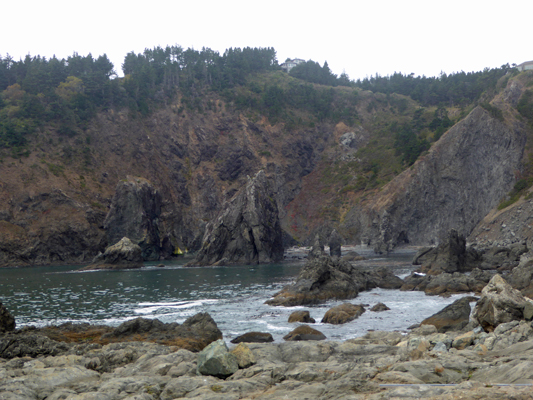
[189,170,284,266]
[196,339,239,378]
[80,237,143,270]
[288,310,316,323]
[401,269,492,296]
[230,332,274,344]
[0,302,15,332]
[472,274,531,332]
[321,303,365,324]
[101,313,222,351]
[421,296,476,332]
[266,253,403,306]
[414,230,469,274]
[0,332,71,359]
[103,176,162,261]
[328,229,342,257]
[283,325,326,341]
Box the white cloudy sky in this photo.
[3,0,532,80]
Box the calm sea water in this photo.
[0,251,471,343]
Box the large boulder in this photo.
[81,237,143,270]
[189,170,283,266]
[472,274,531,332]
[196,339,238,378]
[0,302,15,332]
[103,176,162,261]
[321,303,365,324]
[420,296,475,332]
[283,325,326,341]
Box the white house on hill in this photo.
[517,60,533,72]
[280,58,305,73]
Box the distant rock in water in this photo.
[80,237,143,270]
[0,302,15,332]
[265,252,403,306]
[322,303,365,324]
[370,302,391,312]
[189,170,283,266]
[283,325,326,341]
[230,331,274,344]
[103,176,162,261]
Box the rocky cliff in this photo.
[190,170,284,265]
[1,72,533,267]
[342,104,528,252]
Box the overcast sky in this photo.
[3,0,532,81]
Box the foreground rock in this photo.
[79,236,144,270]
[0,302,15,333]
[266,252,403,306]
[473,274,532,332]
[3,320,533,399]
[414,229,469,274]
[0,313,222,357]
[189,170,284,266]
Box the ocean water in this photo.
[0,251,471,343]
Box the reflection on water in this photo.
[0,255,471,342]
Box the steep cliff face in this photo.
[190,170,284,266]
[0,98,330,266]
[342,105,527,251]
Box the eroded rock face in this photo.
[472,274,530,332]
[81,237,143,270]
[103,176,162,261]
[190,170,283,266]
[0,302,15,332]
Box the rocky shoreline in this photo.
[2,317,533,399]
